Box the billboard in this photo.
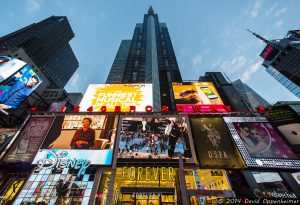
[190,117,244,168]
[259,44,279,61]
[79,84,153,112]
[118,116,193,161]
[224,117,300,169]
[3,117,54,163]
[33,114,119,165]
[172,82,227,112]
[266,105,300,146]
[0,56,26,83]
[0,129,17,157]
[0,65,42,114]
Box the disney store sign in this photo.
[35,150,91,177]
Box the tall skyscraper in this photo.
[232,79,271,110]
[106,7,182,111]
[0,16,79,88]
[249,29,300,98]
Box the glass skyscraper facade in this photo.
[0,16,78,89]
[106,7,182,111]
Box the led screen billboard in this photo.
[33,114,119,165]
[172,82,227,112]
[190,117,244,168]
[266,105,300,146]
[79,84,153,112]
[118,115,193,161]
[0,129,17,158]
[0,65,42,114]
[224,117,300,169]
[3,116,54,163]
[0,56,26,83]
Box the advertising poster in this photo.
[172,82,227,113]
[0,129,17,157]
[291,172,300,185]
[118,116,192,160]
[190,117,244,168]
[224,117,300,169]
[0,65,42,114]
[35,114,118,165]
[3,117,54,163]
[0,56,26,83]
[79,84,153,112]
[266,105,300,146]
[14,165,97,205]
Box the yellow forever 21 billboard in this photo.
[79,84,153,112]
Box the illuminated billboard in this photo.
[172,82,227,112]
[3,116,54,163]
[118,115,194,162]
[190,117,244,168]
[33,114,119,165]
[0,65,42,114]
[259,44,279,61]
[0,129,18,158]
[0,56,26,83]
[79,84,153,112]
[224,117,300,169]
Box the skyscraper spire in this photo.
[246,28,270,44]
[148,6,154,16]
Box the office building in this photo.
[106,7,182,111]
[0,16,79,89]
[232,79,270,110]
[249,29,300,98]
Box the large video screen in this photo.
[0,56,26,83]
[172,82,227,112]
[190,117,244,168]
[0,128,18,158]
[0,65,42,114]
[3,117,54,163]
[79,84,153,112]
[224,117,300,169]
[118,116,193,161]
[33,114,119,165]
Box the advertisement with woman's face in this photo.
[233,122,297,159]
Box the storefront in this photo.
[112,166,179,205]
[185,168,234,205]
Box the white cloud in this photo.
[249,0,262,18]
[241,61,262,82]
[275,20,283,28]
[26,0,42,14]
[275,7,287,17]
[192,54,203,67]
[217,56,248,74]
[265,3,278,17]
[69,72,87,91]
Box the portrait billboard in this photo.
[266,105,300,146]
[79,84,153,112]
[172,82,227,113]
[118,115,193,162]
[190,117,244,168]
[0,65,42,114]
[0,56,26,83]
[224,117,300,169]
[3,116,54,163]
[33,114,119,165]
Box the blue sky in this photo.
[1,0,299,104]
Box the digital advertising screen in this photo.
[190,117,244,168]
[224,117,300,169]
[0,128,18,158]
[48,100,67,112]
[34,114,119,165]
[0,56,26,83]
[259,44,279,61]
[266,105,300,146]
[79,84,153,112]
[0,65,42,114]
[118,115,194,162]
[172,82,227,113]
[3,116,54,163]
